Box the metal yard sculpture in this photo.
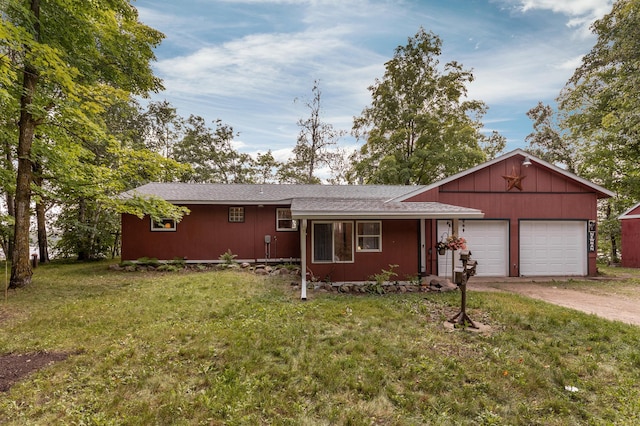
[448,250,478,328]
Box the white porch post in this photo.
[420,218,426,280]
[300,218,308,300]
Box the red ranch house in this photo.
[121,149,613,295]
[619,202,640,268]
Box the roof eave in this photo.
[291,211,485,220]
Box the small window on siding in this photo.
[277,208,297,231]
[357,221,382,252]
[151,218,176,232]
[229,207,245,223]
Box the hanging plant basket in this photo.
[438,248,446,255]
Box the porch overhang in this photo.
[290,198,484,220]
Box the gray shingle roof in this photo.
[123,182,484,219]
[290,198,483,219]
[122,182,421,203]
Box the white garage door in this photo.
[520,221,587,276]
[437,220,509,277]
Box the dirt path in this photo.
[470,280,640,326]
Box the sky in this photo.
[133,0,614,164]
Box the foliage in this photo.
[350,28,505,185]
[367,264,398,294]
[219,249,238,265]
[557,0,640,262]
[0,262,640,424]
[0,0,165,286]
[525,102,576,172]
[173,115,254,183]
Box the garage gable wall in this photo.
[400,150,609,277]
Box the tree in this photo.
[174,115,254,183]
[47,98,189,261]
[0,0,165,286]
[252,151,282,184]
[525,102,576,172]
[351,28,504,185]
[558,0,640,262]
[282,81,345,184]
[144,100,183,159]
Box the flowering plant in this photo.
[436,235,467,251]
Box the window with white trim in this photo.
[151,218,176,231]
[276,208,298,231]
[312,221,354,263]
[229,207,245,223]
[357,221,382,252]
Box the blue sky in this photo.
[134,0,613,164]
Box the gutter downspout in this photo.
[300,218,307,300]
[420,218,426,280]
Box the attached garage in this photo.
[437,219,509,277]
[520,221,587,276]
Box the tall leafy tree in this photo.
[351,28,504,185]
[174,115,253,183]
[558,0,640,262]
[144,100,183,159]
[252,150,282,184]
[281,81,345,184]
[0,0,166,286]
[525,102,576,172]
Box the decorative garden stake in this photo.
[448,250,478,328]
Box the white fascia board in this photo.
[162,200,293,205]
[291,211,485,220]
[619,202,640,219]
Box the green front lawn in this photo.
[0,261,639,425]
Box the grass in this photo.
[0,261,639,424]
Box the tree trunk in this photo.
[10,0,40,289]
[77,197,89,261]
[35,199,49,264]
[32,160,49,263]
[2,140,15,260]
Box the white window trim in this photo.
[276,208,298,231]
[229,206,245,223]
[356,220,382,252]
[150,218,176,232]
[311,221,354,264]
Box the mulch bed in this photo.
[0,351,72,392]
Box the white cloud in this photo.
[507,0,613,37]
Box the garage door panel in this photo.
[520,221,586,276]
[437,220,508,277]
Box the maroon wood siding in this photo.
[305,219,420,282]
[121,204,300,261]
[406,156,600,276]
[621,216,640,268]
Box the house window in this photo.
[229,207,245,223]
[357,221,382,252]
[277,208,298,231]
[312,221,354,263]
[151,218,176,232]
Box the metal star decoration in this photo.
[502,165,526,191]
